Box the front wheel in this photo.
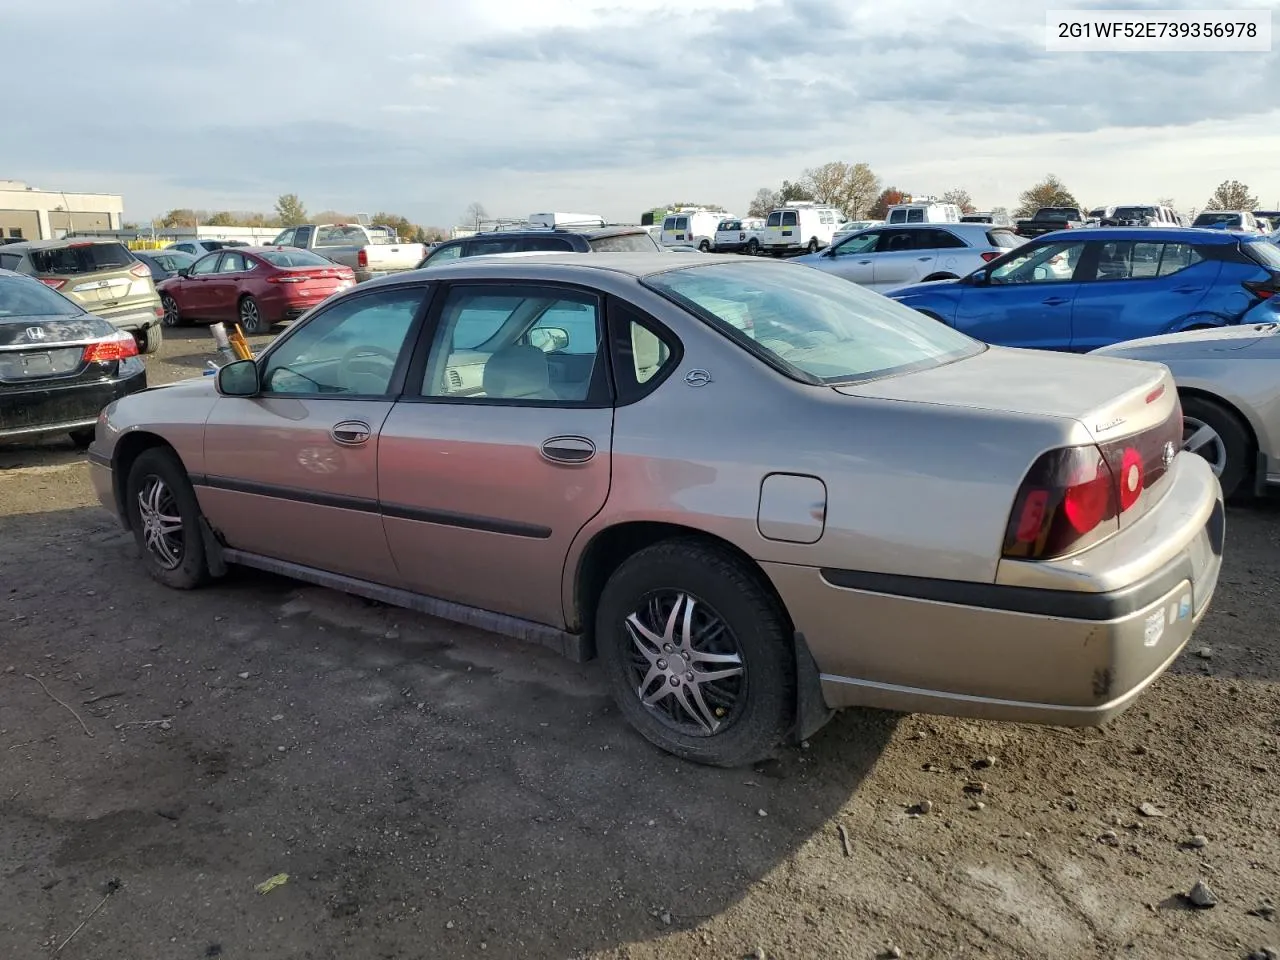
[596,539,796,767]
[238,295,268,335]
[124,448,211,589]
[1181,395,1252,498]
[746,238,759,256]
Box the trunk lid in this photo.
[0,314,119,389]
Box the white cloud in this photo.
[0,0,1276,225]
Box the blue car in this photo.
[888,227,1280,352]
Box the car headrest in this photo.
[483,344,555,400]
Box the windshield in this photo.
[0,275,82,317]
[642,261,982,385]
[588,232,660,253]
[260,249,337,267]
[1036,208,1079,221]
[1113,207,1155,219]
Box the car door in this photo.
[204,250,251,321]
[175,252,222,317]
[867,228,928,291]
[1069,240,1218,351]
[814,231,879,284]
[377,281,614,627]
[199,284,430,584]
[910,227,970,282]
[952,237,1087,350]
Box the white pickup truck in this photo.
[270,223,426,283]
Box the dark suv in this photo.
[418,225,659,268]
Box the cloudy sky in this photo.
[4,0,1279,225]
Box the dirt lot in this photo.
[1,326,1277,960]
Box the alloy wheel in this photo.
[161,295,180,327]
[624,591,745,737]
[136,475,184,570]
[239,298,263,334]
[1183,416,1227,477]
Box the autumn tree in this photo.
[372,211,419,240]
[940,188,977,214]
[275,193,308,226]
[1205,179,1257,211]
[747,187,781,218]
[159,208,198,228]
[1014,175,1079,218]
[802,162,881,219]
[778,179,814,204]
[204,211,236,226]
[868,187,906,220]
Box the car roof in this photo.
[373,251,748,288]
[1034,226,1246,243]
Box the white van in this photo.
[884,202,961,225]
[762,202,842,254]
[660,209,726,250]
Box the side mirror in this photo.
[177,267,190,277]
[215,358,260,397]
[966,270,988,286]
[528,327,570,353]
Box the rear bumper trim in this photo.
[819,514,1223,622]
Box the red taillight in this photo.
[267,275,306,284]
[83,332,139,363]
[129,261,151,279]
[980,251,1001,262]
[357,249,368,268]
[38,278,66,289]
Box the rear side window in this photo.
[1156,243,1203,276]
[0,252,22,271]
[920,229,966,249]
[515,236,576,253]
[589,233,660,253]
[988,230,1022,249]
[29,242,134,275]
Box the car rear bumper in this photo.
[764,454,1224,726]
[0,370,147,442]
[97,303,162,333]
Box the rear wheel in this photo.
[807,238,820,253]
[698,240,711,253]
[1181,395,1252,498]
[596,539,795,767]
[238,295,267,335]
[124,448,210,589]
[136,325,162,354]
[161,293,184,328]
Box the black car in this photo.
[0,269,147,447]
[417,224,659,268]
[133,249,197,282]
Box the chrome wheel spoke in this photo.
[690,648,740,666]
[136,476,184,570]
[625,614,664,661]
[673,681,717,734]
[693,664,743,684]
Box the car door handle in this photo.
[1172,286,1204,294]
[1041,296,1071,306]
[857,259,872,265]
[540,436,596,464]
[331,420,371,445]
[916,256,933,261]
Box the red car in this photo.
[157,247,356,334]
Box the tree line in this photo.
[148,194,450,243]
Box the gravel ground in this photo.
[1,326,1277,960]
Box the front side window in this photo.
[644,260,982,385]
[831,232,879,256]
[988,240,1085,284]
[260,287,424,396]
[423,243,463,265]
[421,285,603,402]
[189,253,221,277]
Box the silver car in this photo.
[791,222,1023,293]
[87,254,1223,766]
[1092,321,1280,498]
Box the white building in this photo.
[0,179,124,241]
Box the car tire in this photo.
[238,295,268,335]
[698,240,711,253]
[124,448,211,590]
[161,294,184,328]
[136,324,162,354]
[68,428,95,450]
[807,238,820,253]
[1181,395,1252,499]
[595,538,796,767]
[746,238,760,256]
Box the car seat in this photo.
[483,344,558,400]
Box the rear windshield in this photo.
[1113,207,1156,219]
[28,242,135,275]
[588,233,660,253]
[767,212,782,227]
[643,261,982,385]
[718,221,740,231]
[259,249,336,267]
[1243,238,1280,270]
[0,275,82,317]
[988,230,1022,248]
[1036,208,1080,221]
[782,212,797,226]
[1194,212,1241,227]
